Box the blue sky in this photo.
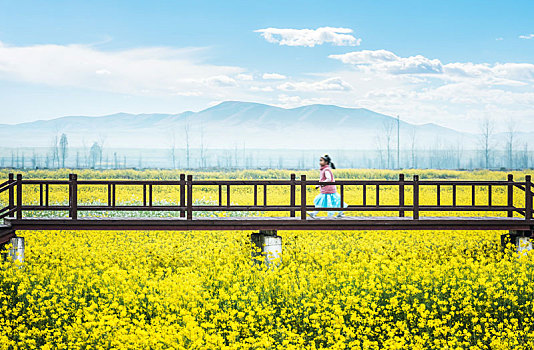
[1,0,534,132]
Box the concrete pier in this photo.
[251,230,282,268]
[502,230,532,256]
[2,236,25,265]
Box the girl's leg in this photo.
[329,193,348,217]
[309,194,324,218]
[327,194,338,217]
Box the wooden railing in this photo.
[1,173,532,221]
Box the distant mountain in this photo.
[0,101,517,150]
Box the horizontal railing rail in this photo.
[1,173,532,222]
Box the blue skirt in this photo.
[313,193,348,209]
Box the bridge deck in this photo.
[4,216,533,231]
[2,172,534,245]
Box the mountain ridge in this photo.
[0,101,520,150]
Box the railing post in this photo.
[69,174,78,220]
[525,175,532,221]
[8,173,14,218]
[187,175,193,220]
[16,174,22,220]
[399,173,405,217]
[180,174,186,218]
[143,184,147,206]
[413,175,419,220]
[300,175,307,220]
[290,174,296,217]
[148,184,152,207]
[507,174,514,217]
[107,183,112,207]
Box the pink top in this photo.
[319,165,337,194]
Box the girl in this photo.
[308,154,348,218]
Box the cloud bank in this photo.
[255,27,361,47]
[0,41,243,96]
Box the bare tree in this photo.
[234,143,239,168]
[81,138,89,168]
[478,117,495,169]
[377,120,395,169]
[89,142,102,168]
[432,137,444,169]
[199,122,206,169]
[31,150,38,169]
[59,133,68,168]
[505,117,517,170]
[50,134,59,168]
[169,131,177,169]
[184,118,190,169]
[98,135,106,169]
[374,133,385,169]
[242,142,246,169]
[522,142,529,169]
[409,128,417,169]
[456,137,464,169]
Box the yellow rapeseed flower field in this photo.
[1,169,533,349]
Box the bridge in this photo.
[1,173,533,246]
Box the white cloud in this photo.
[255,27,361,47]
[95,69,111,75]
[250,86,274,92]
[519,34,534,39]
[277,77,352,91]
[329,49,534,84]
[237,73,253,81]
[496,37,504,41]
[329,50,443,74]
[202,75,238,87]
[0,40,243,96]
[262,73,286,80]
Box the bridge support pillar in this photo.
[251,230,281,268]
[502,230,533,255]
[2,236,24,265]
